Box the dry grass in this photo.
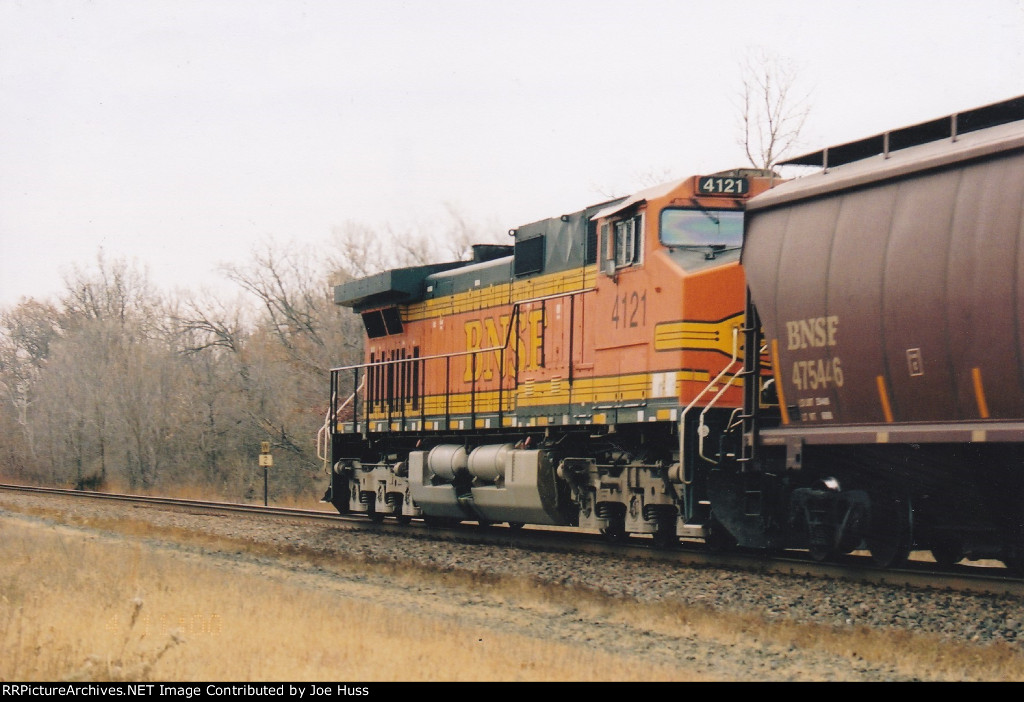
[3,503,1024,681]
[0,517,708,682]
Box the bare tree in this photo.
[328,220,387,281]
[0,299,64,478]
[328,204,505,283]
[219,241,362,480]
[174,291,249,355]
[0,245,360,500]
[738,49,812,170]
[221,242,358,372]
[61,250,161,335]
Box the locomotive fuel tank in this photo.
[407,444,568,525]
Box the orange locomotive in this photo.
[324,168,780,543]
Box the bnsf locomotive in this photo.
[324,94,1024,569]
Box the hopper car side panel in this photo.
[747,144,1024,428]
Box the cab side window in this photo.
[613,214,643,268]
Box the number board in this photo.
[697,176,749,196]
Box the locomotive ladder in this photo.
[737,290,764,466]
[678,324,745,521]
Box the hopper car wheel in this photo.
[807,519,838,562]
[705,517,737,552]
[929,536,964,568]
[865,494,912,568]
[838,531,863,555]
[507,522,524,531]
[809,528,861,562]
[1003,559,1024,577]
[808,541,836,563]
[1001,545,1024,576]
[396,514,412,525]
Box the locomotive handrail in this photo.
[329,287,598,431]
[330,343,505,373]
[678,325,741,495]
[329,328,510,434]
[327,287,596,374]
[329,313,515,433]
[697,361,744,464]
[510,286,597,307]
[318,374,365,472]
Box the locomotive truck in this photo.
[323,94,1024,569]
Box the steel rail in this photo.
[2,482,1022,597]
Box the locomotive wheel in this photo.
[865,494,912,568]
[651,507,678,549]
[601,515,626,543]
[597,502,627,543]
[423,516,460,527]
[387,495,409,524]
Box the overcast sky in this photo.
[2,0,1022,307]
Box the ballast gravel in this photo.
[2,491,1023,681]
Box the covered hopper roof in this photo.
[782,95,1024,170]
[749,94,1024,211]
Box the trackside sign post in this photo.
[259,441,273,506]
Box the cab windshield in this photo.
[659,208,744,249]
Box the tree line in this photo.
[0,215,489,502]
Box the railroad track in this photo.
[2,482,1022,597]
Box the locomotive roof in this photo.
[590,178,689,220]
[749,95,1024,211]
[333,261,467,309]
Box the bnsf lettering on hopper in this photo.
[785,316,839,350]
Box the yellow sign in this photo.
[260,441,271,454]
[259,454,273,468]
